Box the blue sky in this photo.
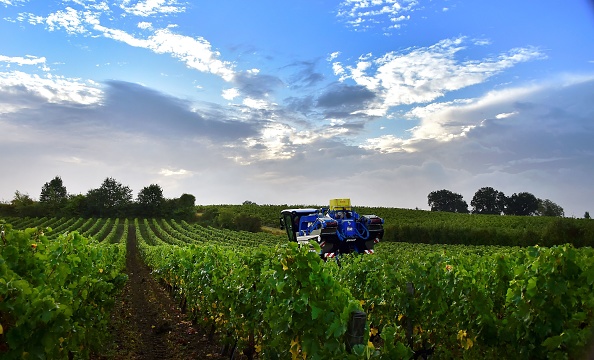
[1,0,593,216]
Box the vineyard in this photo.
[1,215,594,359]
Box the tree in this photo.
[215,208,235,229]
[39,176,68,215]
[64,194,88,217]
[504,192,539,216]
[234,213,262,232]
[584,211,590,219]
[536,199,564,217]
[86,177,133,217]
[172,193,196,220]
[471,187,506,215]
[427,189,469,213]
[137,184,165,217]
[11,191,43,217]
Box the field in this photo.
[1,211,594,359]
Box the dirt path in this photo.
[93,225,224,359]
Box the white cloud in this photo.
[0,70,103,105]
[332,62,346,79]
[17,12,45,25]
[137,21,153,30]
[334,37,545,116]
[242,122,295,162]
[120,0,185,17]
[360,134,408,153]
[495,111,517,119]
[95,25,236,81]
[365,75,594,153]
[328,51,341,61]
[1,0,27,6]
[242,97,275,110]
[222,88,240,100]
[0,55,46,67]
[46,7,88,34]
[17,5,236,82]
[337,0,419,32]
[402,86,537,143]
[159,168,191,176]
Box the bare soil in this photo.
[91,225,225,360]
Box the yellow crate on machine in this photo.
[329,198,351,211]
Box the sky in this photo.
[1,0,593,217]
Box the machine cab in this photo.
[280,208,319,243]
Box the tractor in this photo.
[279,199,384,259]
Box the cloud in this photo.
[327,52,341,62]
[313,83,380,129]
[159,168,192,177]
[96,26,236,81]
[0,70,103,107]
[99,80,260,141]
[242,97,276,110]
[283,60,325,89]
[354,76,594,214]
[1,0,27,6]
[231,71,284,99]
[495,111,517,119]
[1,69,592,215]
[337,0,419,32]
[46,7,89,34]
[222,88,240,100]
[316,83,376,109]
[16,5,237,82]
[362,75,594,155]
[119,0,186,17]
[137,21,153,30]
[0,55,47,67]
[333,37,545,116]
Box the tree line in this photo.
[426,187,578,217]
[1,176,196,220]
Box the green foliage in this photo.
[537,199,565,217]
[135,216,594,359]
[85,177,133,217]
[504,245,594,359]
[198,206,262,233]
[39,176,68,215]
[7,216,594,359]
[197,204,594,247]
[136,184,165,217]
[335,242,594,359]
[471,186,506,215]
[64,194,88,218]
[10,191,44,217]
[505,192,539,216]
[362,208,594,247]
[0,223,127,359]
[137,236,363,359]
[167,193,196,220]
[427,189,469,213]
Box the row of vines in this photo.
[199,204,594,247]
[3,217,594,359]
[0,219,128,359]
[136,217,594,359]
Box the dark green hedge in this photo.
[383,217,594,247]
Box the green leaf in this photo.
[311,305,323,320]
[526,277,538,297]
[542,335,563,350]
[41,309,53,323]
